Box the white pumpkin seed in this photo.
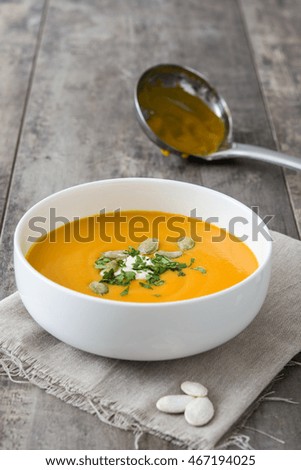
[181,381,208,397]
[138,238,159,254]
[177,236,195,251]
[184,397,214,426]
[156,395,194,414]
[89,281,108,295]
[102,250,127,259]
[156,250,183,259]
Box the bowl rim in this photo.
[14,177,273,308]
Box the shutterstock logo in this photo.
[27,206,274,244]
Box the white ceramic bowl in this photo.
[14,178,272,361]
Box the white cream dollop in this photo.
[114,255,153,280]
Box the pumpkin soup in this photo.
[26,210,258,302]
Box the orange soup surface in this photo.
[26,211,258,303]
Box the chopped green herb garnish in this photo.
[125,246,140,257]
[193,266,207,274]
[102,268,116,282]
[132,255,148,271]
[120,286,129,296]
[91,242,206,297]
[139,282,153,290]
[118,259,126,268]
[94,257,111,269]
[114,270,136,286]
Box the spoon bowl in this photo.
[135,64,301,171]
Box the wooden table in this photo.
[0,0,300,450]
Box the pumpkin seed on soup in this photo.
[156,250,183,259]
[177,236,195,251]
[138,238,159,254]
[89,281,109,295]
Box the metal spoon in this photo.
[135,64,301,171]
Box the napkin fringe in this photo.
[0,345,192,449]
[218,433,253,450]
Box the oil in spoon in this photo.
[138,82,225,156]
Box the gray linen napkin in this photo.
[0,231,300,449]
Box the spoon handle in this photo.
[217,143,301,171]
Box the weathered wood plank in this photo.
[239,0,301,235]
[0,0,46,229]
[0,0,299,450]
[236,0,301,449]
